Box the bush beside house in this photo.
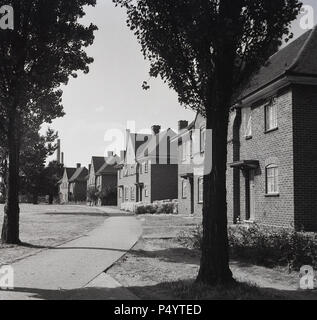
[178,224,317,272]
[122,199,178,215]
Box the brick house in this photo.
[68,164,89,202]
[95,153,120,205]
[172,116,206,217]
[177,28,317,231]
[117,126,178,209]
[87,153,120,205]
[59,167,76,203]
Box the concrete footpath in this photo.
[0,216,142,300]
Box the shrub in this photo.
[178,223,317,271]
[134,200,178,215]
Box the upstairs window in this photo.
[265,101,278,132]
[266,165,279,195]
[198,177,204,204]
[130,187,135,200]
[182,180,187,199]
[144,161,149,173]
[242,107,252,138]
[200,126,206,153]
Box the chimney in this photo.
[178,120,188,131]
[120,150,125,161]
[107,151,114,157]
[151,125,161,135]
[57,139,61,163]
[88,164,91,172]
[61,152,64,165]
[76,163,81,169]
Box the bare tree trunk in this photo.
[1,112,20,244]
[196,109,234,286]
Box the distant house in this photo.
[171,116,206,217]
[117,126,178,209]
[87,153,120,205]
[59,167,76,204]
[68,164,89,203]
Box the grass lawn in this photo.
[108,214,317,300]
[0,204,108,266]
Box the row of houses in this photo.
[60,28,317,231]
[115,28,317,232]
[58,152,120,206]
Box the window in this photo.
[130,187,135,200]
[182,180,187,199]
[242,107,252,138]
[198,177,204,203]
[119,188,122,198]
[125,187,129,201]
[200,126,206,153]
[182,141,188,162]
[144,186,149,197]
[139,163,143,175]
[265,102,278,131]
[144,161,149,173]
[266,165,279,195]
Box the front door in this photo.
[245,169,255,221]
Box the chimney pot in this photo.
[151,125,161,135]
[107,151,114,157]
[76,163,81,169]
[178,120,188,131]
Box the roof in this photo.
[65,168,76,180]
[91,156,107,173]
[239,28,317,99]
[136,129,177,160]
[69,167,89,183]
[96,155,120,176]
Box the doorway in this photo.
[245,169,255,221]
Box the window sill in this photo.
[245,135,253,140]
[265,127,278,134]
[244,220,255,224]
[265,193,280,198]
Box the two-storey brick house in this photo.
[177,28,317,231]
[117,126,178,209]
[68,164,89,203]
[59,167,76,203]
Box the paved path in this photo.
[0,216,142,300]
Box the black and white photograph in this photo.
[0,0,317,307]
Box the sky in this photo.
[47,0,317,168]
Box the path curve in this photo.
[0,216,142,300]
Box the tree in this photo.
[42,161,64,205]
[114,0,302,285]
[19,128,58,204]
[0,0,97,244]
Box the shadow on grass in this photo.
[0,279,315,300]
[44,211,110,217]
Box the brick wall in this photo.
[227,88,295,228]
[292,84,317,231]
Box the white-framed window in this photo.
[139,163,143,175]
[182,179,187,199]
[265,101,278,131]
[266,165,279,195]
[130,186,135,200]
[125,187,129,201]
[242,107,252,138]
[144,186,149,197]
[119,188,122,198]
[144,161,149,173]
[198,177,204,204]
[200,126,206,153]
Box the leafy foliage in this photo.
[114,0,301,113]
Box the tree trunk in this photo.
[49,194,54,205]
[1,113,21,244]
[196,109,234,286]
[32,192,38,205]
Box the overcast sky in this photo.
[47,0,317,167]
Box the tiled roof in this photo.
[136,129,177,160]
[239,28,317,99]
[96,155,120,175]
[92,156,106,173]
[65,168,76,179]
[69,167,89,183]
